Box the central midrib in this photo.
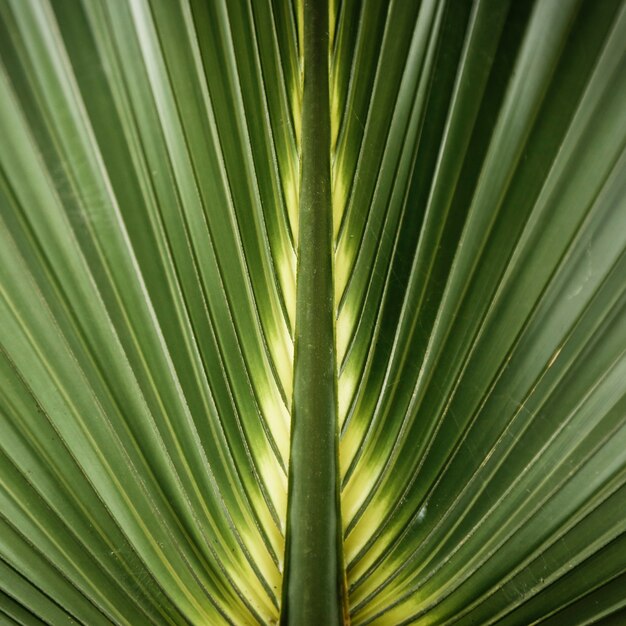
[280,0,346,624]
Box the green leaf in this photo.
[1,0,625,624]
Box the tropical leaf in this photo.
[1,0,625,625]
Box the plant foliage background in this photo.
[1,0,625,624]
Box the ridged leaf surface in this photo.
[1,1,625,624]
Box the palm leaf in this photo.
[1,0,625,624]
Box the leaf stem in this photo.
[280,0,346,623]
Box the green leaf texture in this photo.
[1,0,625,624]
